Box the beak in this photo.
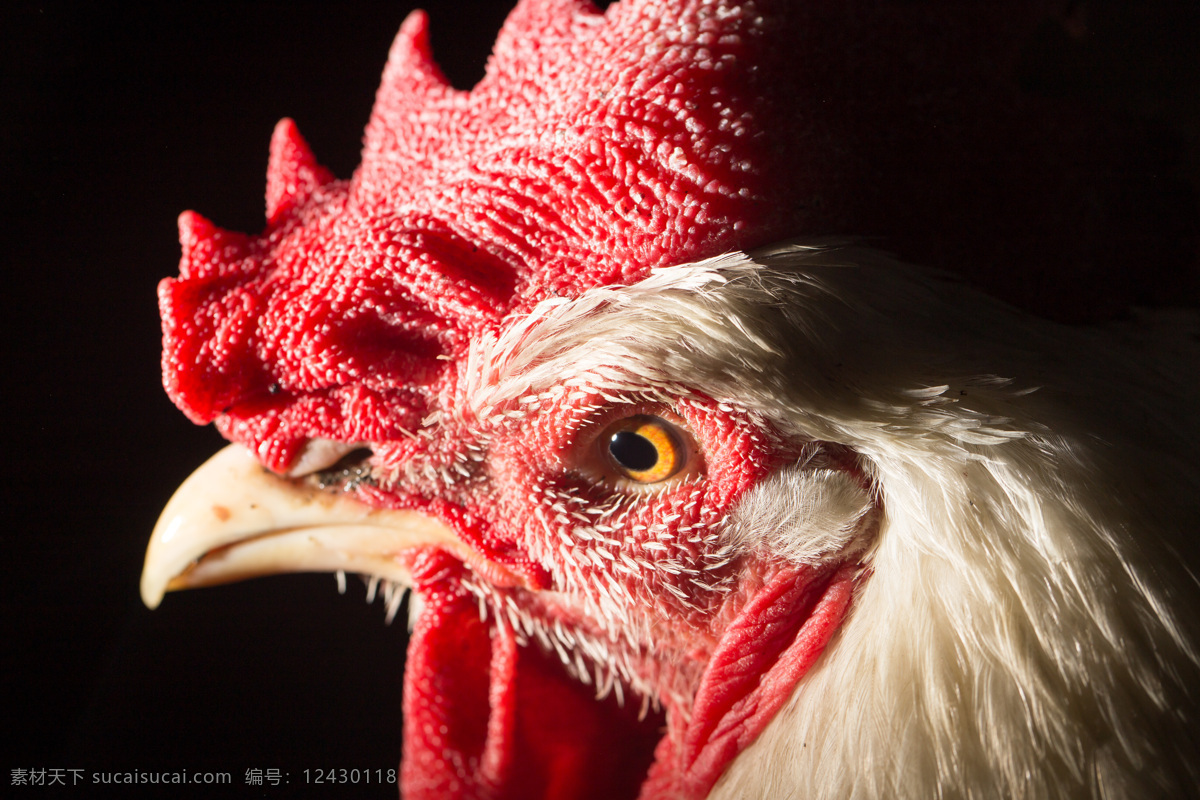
[141,444,461,609]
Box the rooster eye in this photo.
[602,415,686,484]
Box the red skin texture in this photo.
[159,0,1180,465]
[157,1,1188,797]
[347,378,846,798]
[401,550,667,800]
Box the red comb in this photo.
[160,0,806,468]
[161,0,1179,468]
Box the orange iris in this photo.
[604,416,685,483]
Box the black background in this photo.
[3,1,1197,797]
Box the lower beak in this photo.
[140,444,461,609]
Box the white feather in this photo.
[476,242,1199,798]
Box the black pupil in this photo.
[608,430,660,472]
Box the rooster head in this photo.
[142,1,1200,798]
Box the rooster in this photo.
[141,1,1200,798]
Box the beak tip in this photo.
[140,575,165,610]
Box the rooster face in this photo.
[144,249,883,799]
[143,243,1200,798]
[142,1,1200,798]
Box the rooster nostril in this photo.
[327,447,374,471]
[286,438,371,478]
[311,447,376,492]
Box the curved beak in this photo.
[141,444,461,609]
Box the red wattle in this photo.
[402,551,662,800]
[401,564,496,798]
[640,563,857,800]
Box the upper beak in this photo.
[141,444,461,609]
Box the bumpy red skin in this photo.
[161,0,1158,469]
[159,1,1170,797]
[162,0,797,469]
[362,388,825,799]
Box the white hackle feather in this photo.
[465,242,1198,798]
